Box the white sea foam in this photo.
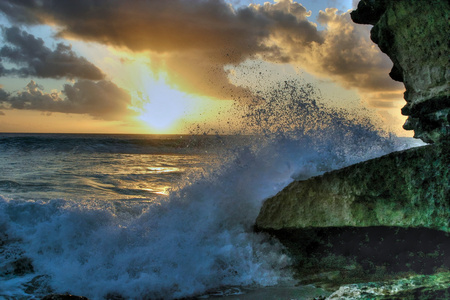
[0,144,295,299]
[0,81,421,299]
[0,136,415,299]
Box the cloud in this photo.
[0,86,9,100]
[0,80,134,120]
[254,7,402,94]
[363,91,405,109]
[248,5,404,108]
[304,8,401,92]
[0,26,105,80]
[0,0,403,106]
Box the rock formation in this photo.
[255,0,450,291]
[256,141,449,232]
[351,0,449,144]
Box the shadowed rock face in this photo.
[256,226,450,291]
[351,0,449,143]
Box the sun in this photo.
[138,77,190,133]
[123,60,237,134]
[130,69,197,133]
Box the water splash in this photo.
[0,80,420,299]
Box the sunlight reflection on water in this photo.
[0,151,214,202]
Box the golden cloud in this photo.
[0,0,405,107]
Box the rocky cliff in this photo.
[255,0,450,294]
[351,0,449,144]
[256,141,449,232]
[254,142,449,293]
[255,141,449,291]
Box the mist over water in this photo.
[0,81,422,299]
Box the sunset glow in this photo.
[137,75,191,133]
[0,0,409,135]
[1,2,435,299]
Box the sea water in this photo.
[0,86,425,299]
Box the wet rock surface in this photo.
[256,0,450,287]
[327,272,450,300]
[255,141,449,295]
[256,142,450,232]
[351,0,450,143]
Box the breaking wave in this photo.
[0,81,421,299]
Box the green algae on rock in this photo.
[254,0,450,296]
[327,272,450,300]
[256,142,450,232]
[351,0,450,144]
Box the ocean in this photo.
[0,109,424,299]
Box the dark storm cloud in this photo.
[0,0,403,106]
[0,85,7,115]
[61,80,134,119]
[0,86,10,100]
[0,0,42,25]
[0,80,134,120]
[0,26,105,80]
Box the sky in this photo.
[0,0,408,135]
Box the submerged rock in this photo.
[351,0,450,143]
[256,142,449,232]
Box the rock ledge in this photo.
[256,142,449,232]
